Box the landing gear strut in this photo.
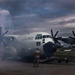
[58,60,61,63]
[65,58,68,63]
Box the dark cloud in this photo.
[57,19,75,25]
[0,0,75,36]
[51,0,75,10]
[0,0,73,18]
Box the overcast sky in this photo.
[0,0,75,36]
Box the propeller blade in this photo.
[0,26,2,36]
[0,26,10,47]
[51,29,54,38]
[72,30,75,37]
[50,29,61,46]
[54,31,59,38]
[69,36,75,39]
[2,40,7,46]
[2,30,9,36]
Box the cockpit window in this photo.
[42,35,51,38]
[35,34,42,39]
[35,34,51,39]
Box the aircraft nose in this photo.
[43,42,56,57]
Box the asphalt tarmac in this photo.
[0,60,75,75]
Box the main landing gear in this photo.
[57,58,69,63]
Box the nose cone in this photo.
[43,42,56,57]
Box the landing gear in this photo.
[58,60,61,63]
[65,58,68,63]
[57,58,69,63]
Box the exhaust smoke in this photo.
[0,9,18,61]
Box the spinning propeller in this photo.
[0,26,9,46]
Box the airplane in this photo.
[0,26,62,62]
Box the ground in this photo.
[0,60,75,75]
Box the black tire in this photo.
[65,58,68,63]
[58,60,61,63]
[65,60,68,63]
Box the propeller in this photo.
[50,29,62,47]
[72,30,75,37]
[50,29,59,42]
[69,30,75,39]
[0,26,9,46]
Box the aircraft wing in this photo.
[56,37,75,45]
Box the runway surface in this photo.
[0,60,75,75]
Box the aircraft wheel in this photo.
[65,58,68,63]
[65,60,68,63]
[58,60,61,63]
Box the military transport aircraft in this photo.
[0,26,62,62]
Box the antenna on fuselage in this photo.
[26,31,29,34]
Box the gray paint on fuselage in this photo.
[4,32,54,60]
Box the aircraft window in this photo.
[43,36,46,38]
[42,35,51,38]
[42,39,45,43]
[35,34,42,39]
[36,42,41,46]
